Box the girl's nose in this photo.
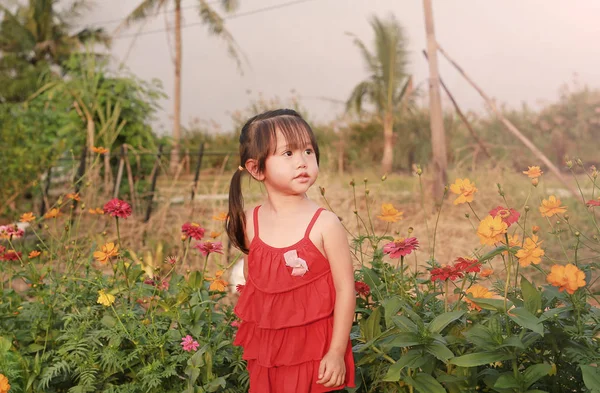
[297,153,307,169]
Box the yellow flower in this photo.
[449,178,478,205]
[29,250,41,259]
[212,212,228,221]
[88,208,104,215]
[65,193,81,201]
[539,195,567,217]
[210,231,222,239]
[516,235,545,267]
[20,212,36,223]
[523,166,543,178]
[465,284,493,311]
[97,290,115,307]
[0,374,10,393]
[377,203,403,223]
[546,264,586,294]
[44,208,61,219]
[477,215,508,246]
[92,146,109,154]
[207,270,228,292]
[502,234,520,255]
[93,242,119,263]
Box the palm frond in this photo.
[116,0,168,32]
[346,79,375,114]
[346,32,377,75]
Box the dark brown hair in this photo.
[225,109,320,253]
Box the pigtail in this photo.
[226,168,248,254]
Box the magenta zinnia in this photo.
[103,198,132,219]
[489,206,520,227]
[194,241,223,256]
[181,335,199,352]
[181,222,205,240]
[383,237,419,258]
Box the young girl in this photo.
[226,109,356,392]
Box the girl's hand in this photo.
[316,350,346,387]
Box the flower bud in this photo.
[181,235,187,241]
[524,205,530,212]
[381,174,387,181]
[363,178,368,184]
[564,213,569,221]
[365,189,370,195]
[576,158,583,167]
[566,160,573,169]
[575,231,580,237]
[531,178,539,187]
[319,186,325,196]
[408,227,414,234]
[532,225,540,233]
[349,179,355,187]
[465,213,470,218]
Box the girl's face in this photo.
[262,128,319,196]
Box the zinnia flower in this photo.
[29,250,41,259]
[0,225,24,240]
[231,320,241,328]
[212,212,228,221]
[92,146,109,154]
[165,256,177,265]
[20,212,35,223]
[489,206,520,227]
[355,281,371,297]
[194,241,223,256]
[103,198,132,219]
[93,242,119,263]
[1,250,22,261]
[430,265,463,282]
[206,270,228,292]
[44,208,61,219]
[523,166,543,178]
[97,290,115,307]
[465,284,494,311]
[181,335,199,352]
[586,198,600,207]
[539,195,567,217]
[383,237,419,258]
[377,203,403,223]
[182,222,205,240]
[515,235,545,267]
[449,178,478,205]
[0,374,10,393]
[454,257,481,273]
[477,215,508,246]
[546,263,586,294]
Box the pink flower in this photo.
[103,198,132,219]
[193,241,223,256]
[236,284,245,293]
[0,250,22,261]
[181,335,199,352]
[383,237,419,259]
[0,225,23,240]
[164,256,178,265]
[283,250,309,277]
[355,281,371,297]
[489,206,520,227]
[231,320,241,328]
[182,222,205,240]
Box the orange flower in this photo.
[523,166,543,178]
[0,373,10,393]
[465,284,493,311]
[20,212,36,223]
[503,234,520,256]
[516,235,545,267]
[532,225,540,234]
[88,208,104,215]
[450,178,478,205]
[44,208,61,219]
[480,268,494,278]
[65,193,81,201]
[28,250,41,259]
[212,212,228,221]
[477,215,508,246]
[539,195,567,217]
[210,231,222,239]
[92,146,109,154]
[377,203,403,223]
[93,242,119,263]
[206,270,228,292]
[546,263,586,294]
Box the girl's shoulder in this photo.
[310,209,344,237]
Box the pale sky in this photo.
[81,0,600,133]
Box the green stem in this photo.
[418,173,433,258]
[466,202,481,222]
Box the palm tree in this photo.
[346,14,411,174]
[120,0,242,173]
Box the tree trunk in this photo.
[381,111,394,174]
[170,0,183,174]
[423,0,448,201]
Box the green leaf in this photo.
[382,350,427,381]
[470,297,513,312]
[0,336,11,353]
[524,390,549,393]
[523,363,551,389]
[494,372,520,389]
[521,276,542,315]
[425,342,454,362]
[404,373,446,393]
[387,332,421,348]
[383,296,403,328]
[392,315,418,333]
[449,351,514,367]
[581,365,600,393]
[428,310,465,334]
[479,245,509,262]
[360,306,382,341]
[101,315,116,328]
[498,336,525,350]
[362,267,382,291]
[508,308,544,336]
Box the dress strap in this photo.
[253,205,261,237]
[304,208,325,238]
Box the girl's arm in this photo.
[321,211,355,354]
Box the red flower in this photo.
[383,237,419,259]
[103,198,132,219]
[181,222,205,241]
[454,257,481,273]
[586,199,600,207]
[430,265,463,282]
[236,284,245,293]
[231,320,241,328]
[0,250,22,261]
[355,281,371,297]
[489,206,520,227]
[193,241,223,256]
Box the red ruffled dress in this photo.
[234,206,355,393]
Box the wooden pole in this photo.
[423,0,448,200]
[113,145,126,198]
[436,44,579,199]
[145,145,164,222]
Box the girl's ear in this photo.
[245,159,265,181]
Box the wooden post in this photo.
[144,145,164,223]
[423,0,448,200]
[191,143,205,202]
[113,145,126,198]
[436,44,580,199]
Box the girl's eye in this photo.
[283,151,293,157]
[304,149,313,155]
